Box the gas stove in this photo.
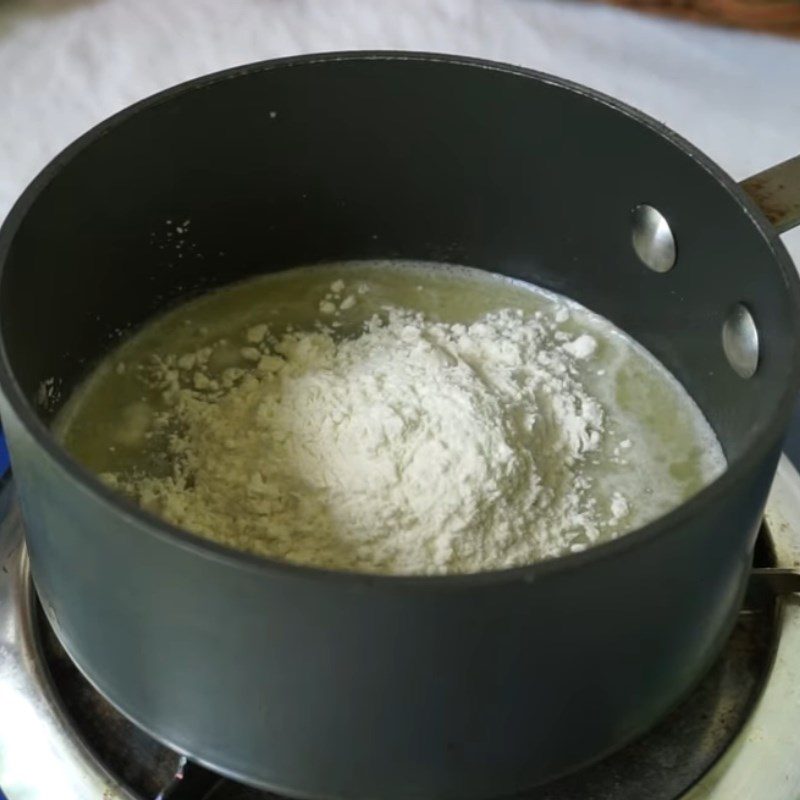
[1,460,800,800]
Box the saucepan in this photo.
[0,52,799,799]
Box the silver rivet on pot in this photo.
[631,204,676,273]
[722,304,759,379]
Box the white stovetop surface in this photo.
[0,0,799,262]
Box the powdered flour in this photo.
[56,263,724,576]
[103,288,624,574]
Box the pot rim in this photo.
[1,50,799,588]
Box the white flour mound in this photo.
[106,305,619,574]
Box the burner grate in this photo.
[36,534,777,800]
[8,462,800,800]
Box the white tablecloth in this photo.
[1,0,799,259]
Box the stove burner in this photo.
[4,460,800,800]
[34,539,777,800]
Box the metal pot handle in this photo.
[740,155,800,234]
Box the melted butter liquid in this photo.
[56,261,726,542]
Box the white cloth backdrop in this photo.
[1,0,799,258]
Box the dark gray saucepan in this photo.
[0,53,799,800]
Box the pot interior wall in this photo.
[1,56,796,460]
